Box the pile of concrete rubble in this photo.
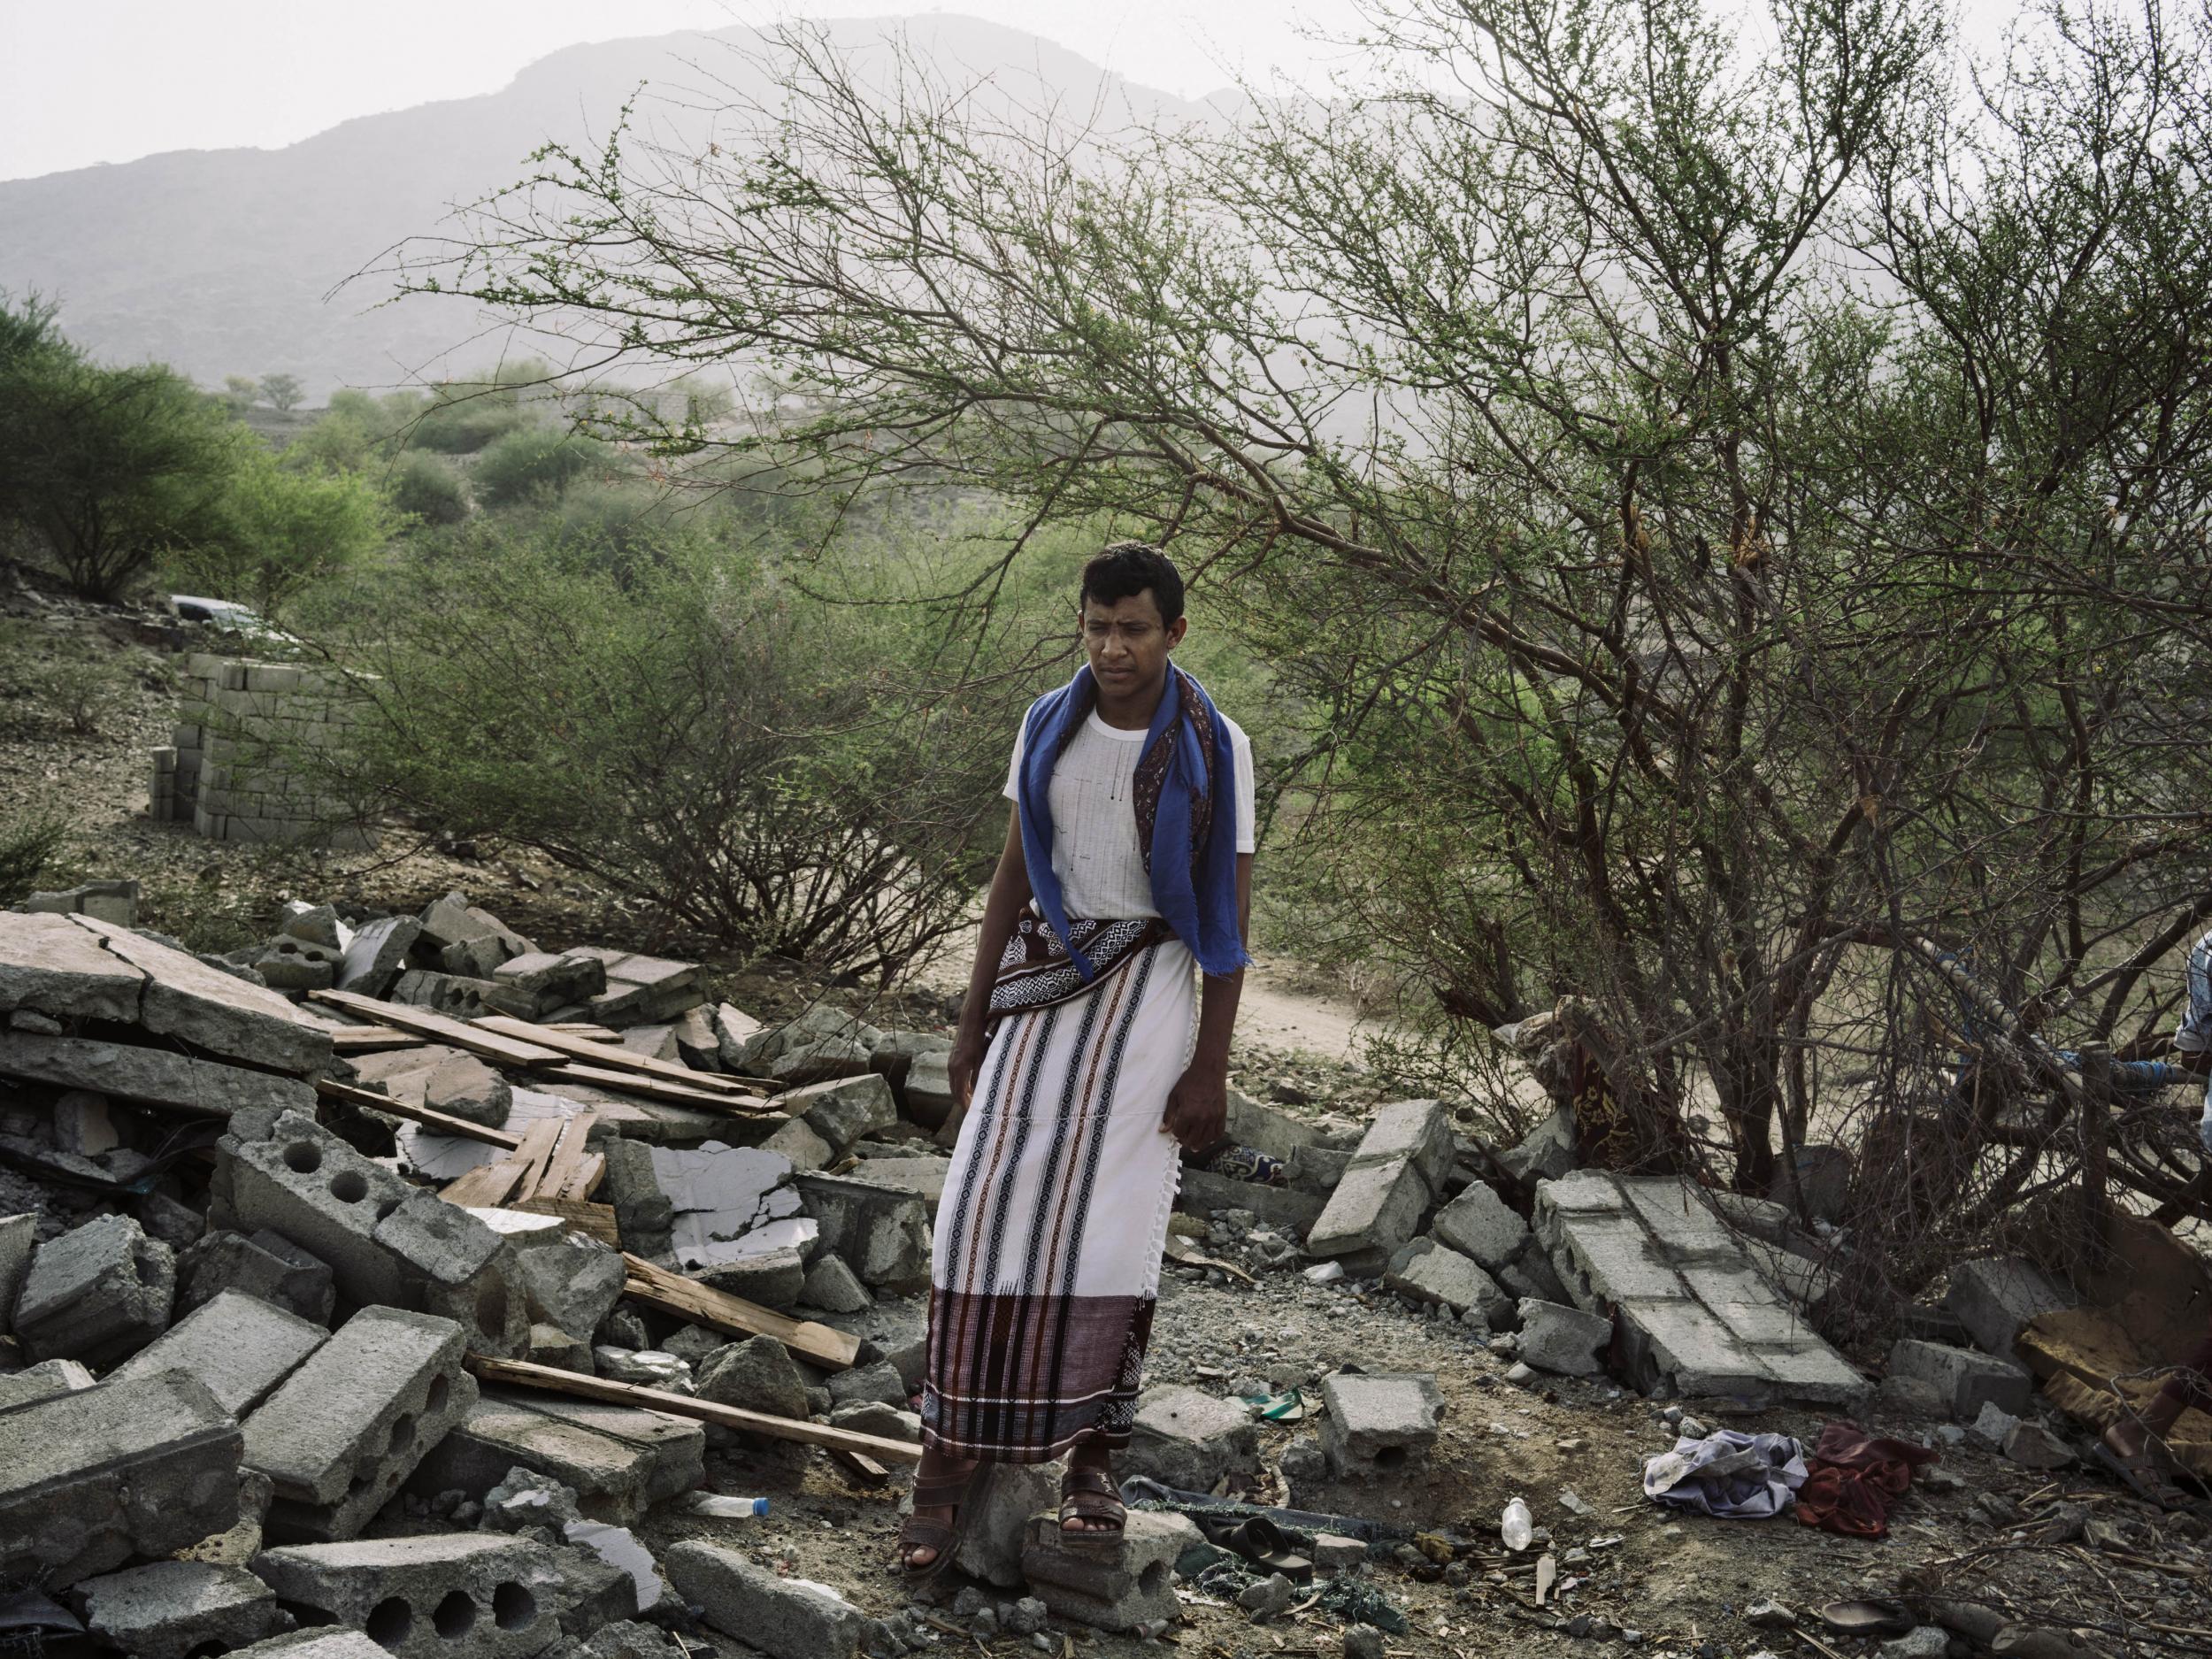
[0,883,2111,1658]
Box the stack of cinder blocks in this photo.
[155,653,373,849]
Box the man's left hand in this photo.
[1162,1064,1229,1155]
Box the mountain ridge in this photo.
[0,15,1225,398]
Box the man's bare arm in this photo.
[1162,852,1254,1153]
[949,808,1032,1109]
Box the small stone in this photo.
[1006,1598,1047,1638]
[2002,1420,2074,1470]
[1343,1627,1386,1659]
[1878,1630,1950,1659]
[1504,1362,1537,1386]
[1236,1574,1295,1621]
[1746,1599,1797,1630]
[1678,1416,1709,1439]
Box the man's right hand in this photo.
[949,1028,988,1110]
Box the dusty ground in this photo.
[5,576,2205,1657]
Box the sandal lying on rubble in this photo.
[898,1458,994,1583]
[1059,1464,1127,1540]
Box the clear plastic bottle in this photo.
[1501,1496,1533,1551]
[684,1494,769,1518]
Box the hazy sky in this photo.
[0,2,1381,181]
[1,0,2026,184]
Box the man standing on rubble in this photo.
[896,542,1256,1577]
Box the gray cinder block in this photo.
[0,1372,242,1588]
[1317,1371,1443,1478]
[243,1306,477,1543]
[111,1288,326,1415]
[664,1540,863,1659]
[250,1532,568,1659]
[12,1213,175,1368]
[79,1560,296,1659]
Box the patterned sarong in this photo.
[921,935,1194,1461]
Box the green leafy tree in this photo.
[472,425,613,508]
[221,375,262,415]
[387,449,468,526]
[165,442,392,621]
[404,0,2212,1274]
[257,372,304,413]
[0,296,241,600]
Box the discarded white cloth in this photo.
[1641,1429,1808,1519]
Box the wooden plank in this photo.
[326,1026,426,1052]
[507,1118,564,1199]
[313,1077,521,1150]
[442,1159,527,1208]
[472,1015,756,1094]
[534,1113,597,1203]
[619,1252,860,1371]
[547,1063,780,1115]
[511,1196,620,1246]
[829,1447,893,1486]
[465,1356,919,1465]
[311,990,570,1068]
[552,1150,606,1203]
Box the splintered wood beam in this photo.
[311,991,569,1068]
[471,1015,757,1094]
[546,1063,781,1115]
[465,1355,919,1466]
[326,1026,426,1052]
[619,1252,860,1371]
[511,1196,619,1245]
[314,1077,522,1149]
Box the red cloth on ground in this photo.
[1793,1421,1938,1539]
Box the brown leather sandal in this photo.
[899,1460,992,1582]
[1058,1463,1126,1540]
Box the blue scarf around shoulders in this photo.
[1015,663,1249,980]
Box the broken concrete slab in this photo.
[650,1141,802,1272]
[696,1333,812,1420]
[1125,1386,1259,1492]
[334,915,420,998]
[948,1459,1062,1587]
[176,1228,336,1325]
[0,1031,317,1118]
[13,1211,175,1367]
[214,1111,526,1356]
[111,1288,326,1415]
[1944,1256,2078,1361]
[79,1560,295,1659]
[1019,1509,1186,1633]
[1887,1337,2033,1421]
[67,914,335,1072]
[493,950,609,1018]
[1516,1299,1613,1376]
[0,1210,34,1329]
[901,1049,957,1128]
[408,1391,705,1525]
[792,1171,931,1292]
[228,1633,388,1659]
[840,1156,951,1205]
[1385,1238,1511,1325]
[799,1253,872,1313]
[466,1209,626,1338]
[1174,1166,1329,1237]
[1536,1171,1867,1405]
[695,1239,810,1309]
[783,1072,899,1155]
[814,1296,927,1392]
[1496,1104,1577,1186]
[0,910,147,1021]
[251,1532,567,1659]
[243,1305,476,1543]
[664,1540,863,1659]
[1304,1157,1431,1274]
[759,1116,834,1172]
[0,1355,96,1410]
[1317,1372,1443,1479]
[1431,1181,1532,1270]
[1,1371,242,1588]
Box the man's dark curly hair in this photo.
[1079,541,1185,625]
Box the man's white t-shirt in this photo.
[1004,707,1256,921]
